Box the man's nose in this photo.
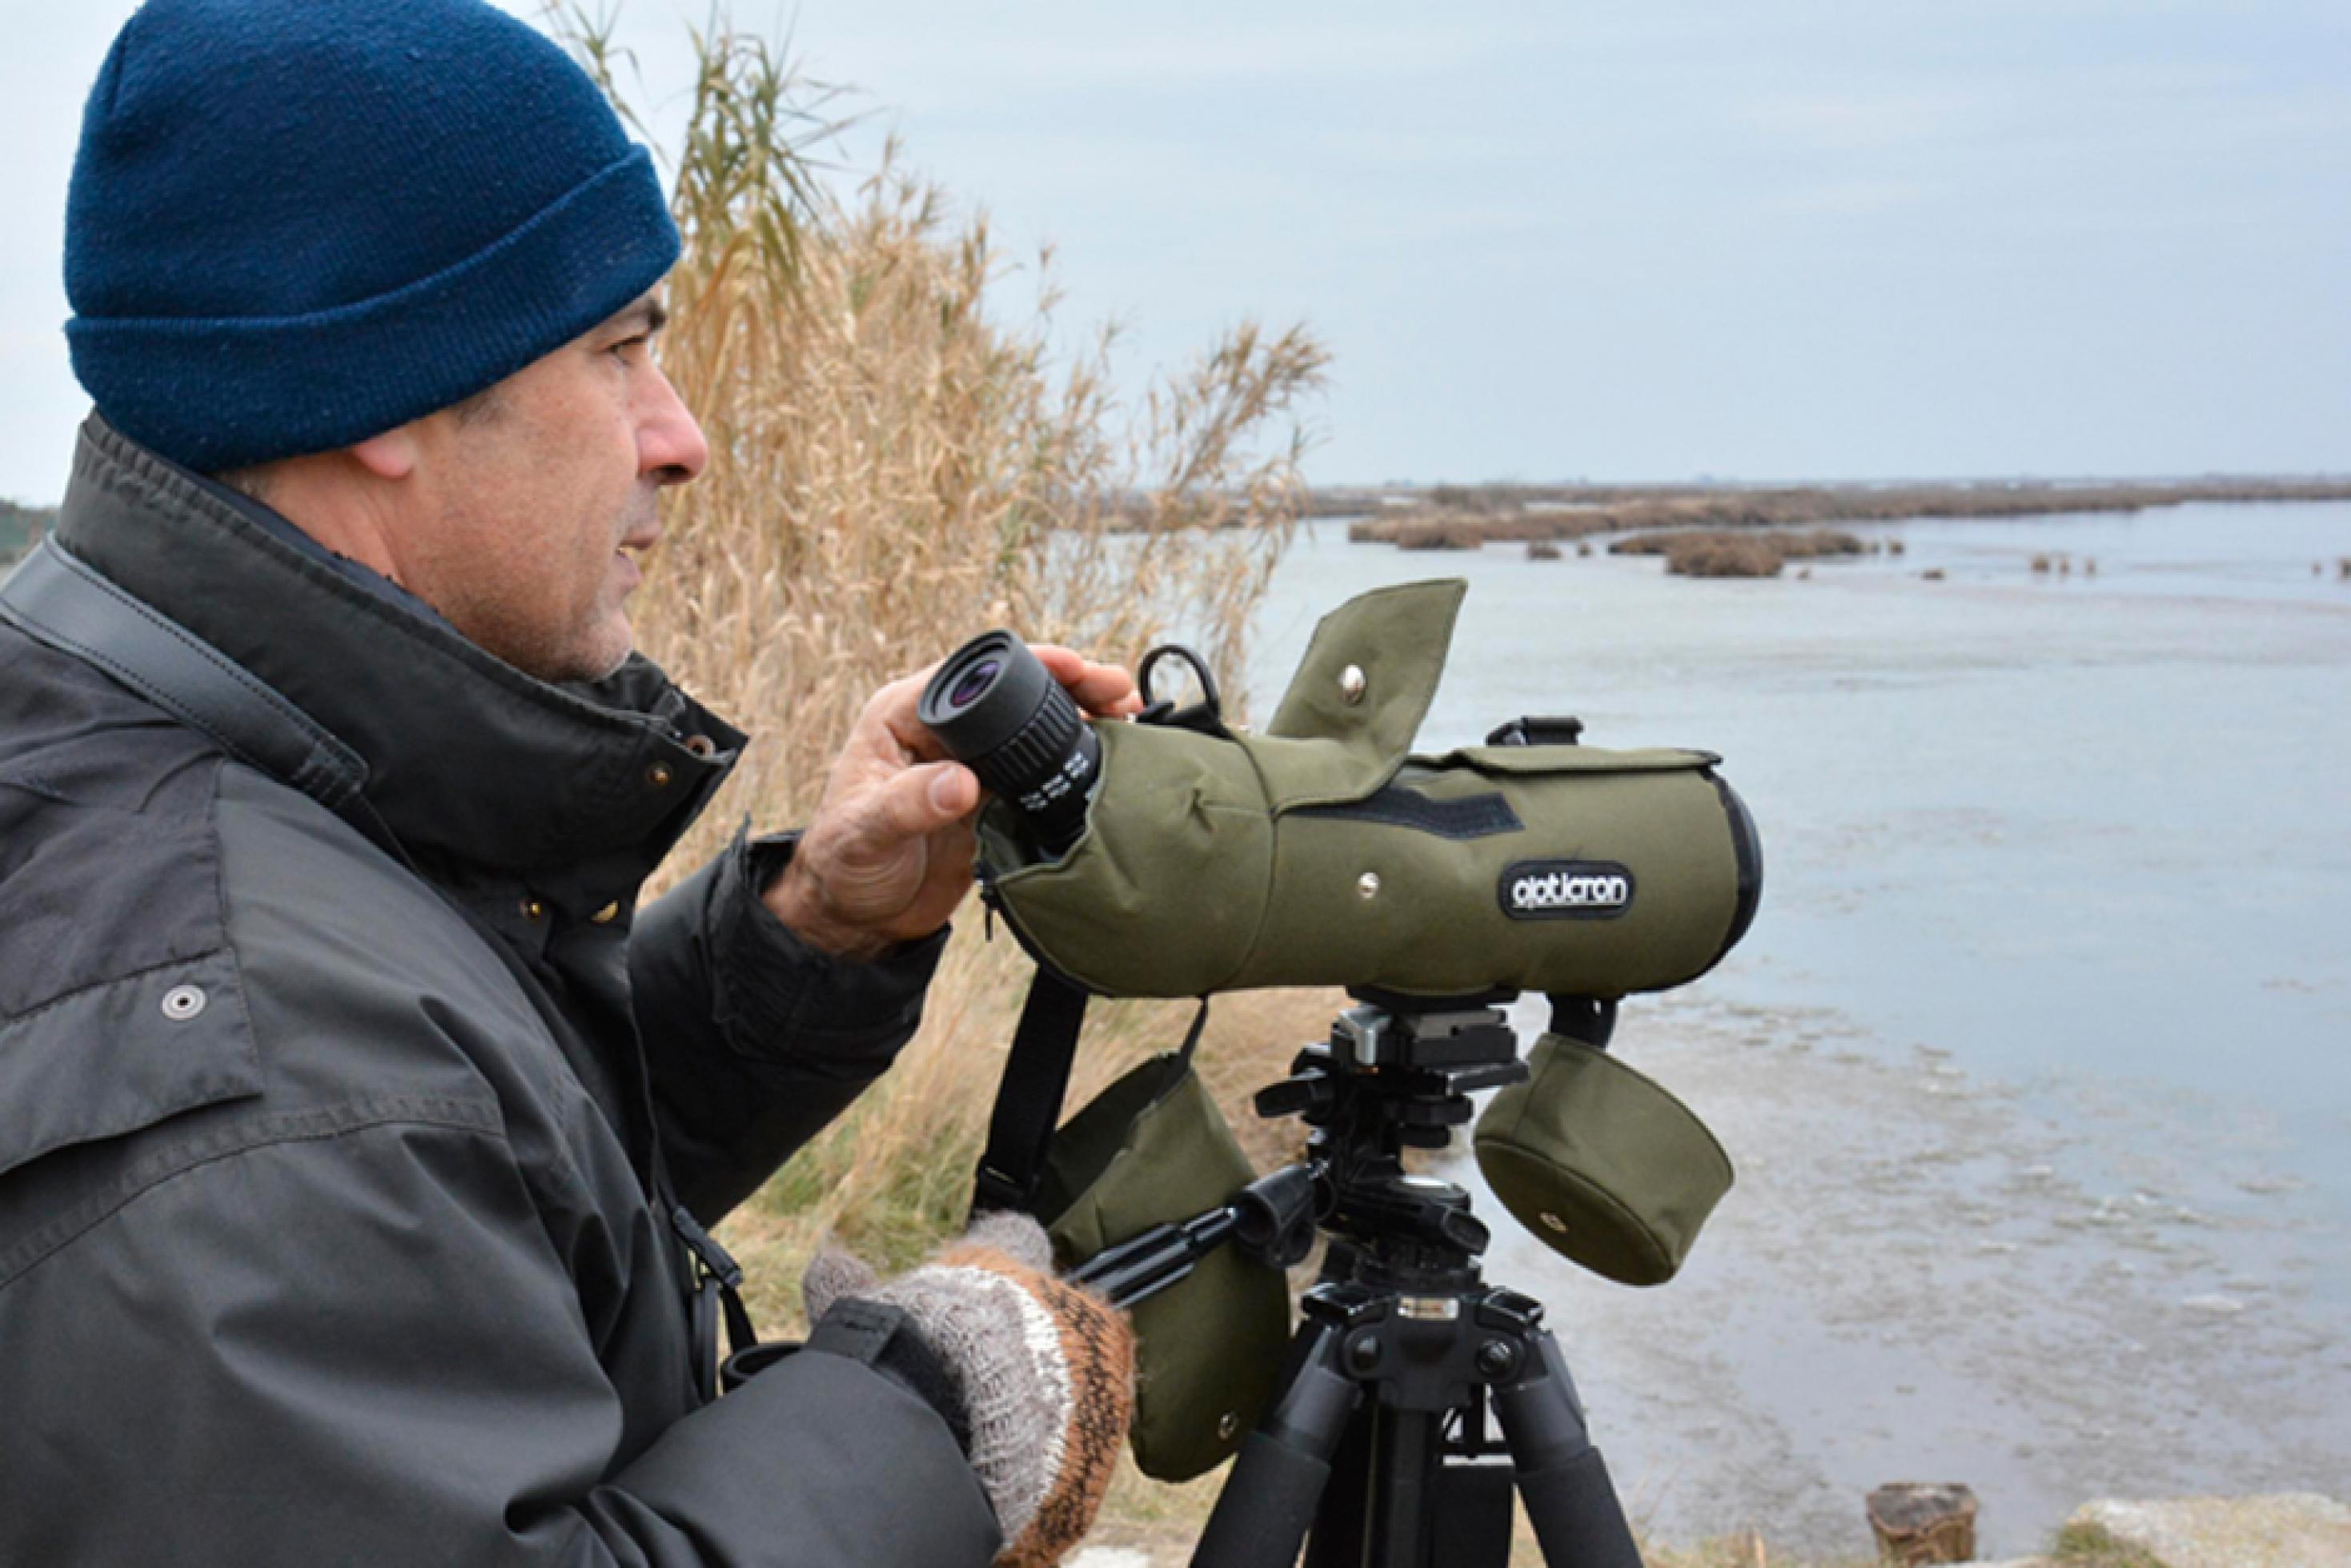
[639,367,709,485]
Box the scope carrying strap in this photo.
[0,537,760,1398]
[972,969,1093,1213]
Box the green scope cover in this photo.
[1032,1049,1291,1481]
[976,579,1760,1002]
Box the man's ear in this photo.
[348,424,421,481]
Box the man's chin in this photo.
[578,618,637,684]
[531,616,636,688]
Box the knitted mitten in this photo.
[804,1212,1134,1568]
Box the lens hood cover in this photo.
[1472,1032,1732,1286]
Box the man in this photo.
[0,0,1137,1562]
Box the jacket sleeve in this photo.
[629,824,949,1221]
[0,1114,1000,1567]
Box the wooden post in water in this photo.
[1866,1482,1980,1564]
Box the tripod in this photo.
[1075,993,1644,1568]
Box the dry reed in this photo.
[556,6,1331,1289]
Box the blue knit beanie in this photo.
[64,0,681,474]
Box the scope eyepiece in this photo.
[919,631,1102,858]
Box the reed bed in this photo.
[1663,536,1784,578]
[1608,527,1865,579]
[1610,527,1864,561]
[1345,477,2351,548]
[1354,507,1619,548]
[558,8,1332,1291]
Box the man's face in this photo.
[395,292,708,683]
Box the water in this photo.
[1244,503,2351,1558]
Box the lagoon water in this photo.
[1245,503,2351,1558]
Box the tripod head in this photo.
[1244,990,1535,1289]
[1258,991,1525,1145]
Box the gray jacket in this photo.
[0,417,1001,1564]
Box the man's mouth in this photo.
[618,489,664,556]
[615,514,660,593]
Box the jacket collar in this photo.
[54,414,740,912]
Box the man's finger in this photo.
[1030,644,1144,717]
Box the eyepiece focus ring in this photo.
[919,631,1103,858]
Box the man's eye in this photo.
[609,335,651,360]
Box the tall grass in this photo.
[557,9,1335,1296]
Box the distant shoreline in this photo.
[1325,478,2351,550]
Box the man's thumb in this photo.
[848,762,976,860]
[922,761,977,819]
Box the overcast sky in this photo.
[3,0,2347,502]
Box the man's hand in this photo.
[767,645,1142,959]
[804,1211,1135,1568]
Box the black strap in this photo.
[1135,643,1234,740]
[972,967,1092,1213]
[672,1202,760,1401]
[0,538,371,810]
[1169,997,1211,1070]
[802,1300,973,1453]
[1,536,763,1390]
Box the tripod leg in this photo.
[1490,1332,1643,1568]
[1370,1409,1439,1568]
[1300,1413,1370,1568]
[1192,1323,1362,1568]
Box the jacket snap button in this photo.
[520,897,547,922]
[647,762,676,788]
[1338,664,1367,705]
[1356,872,1381,900]
[684,734,716,759]
[161,985,207,1021]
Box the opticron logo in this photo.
[1499,860,1635,920]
